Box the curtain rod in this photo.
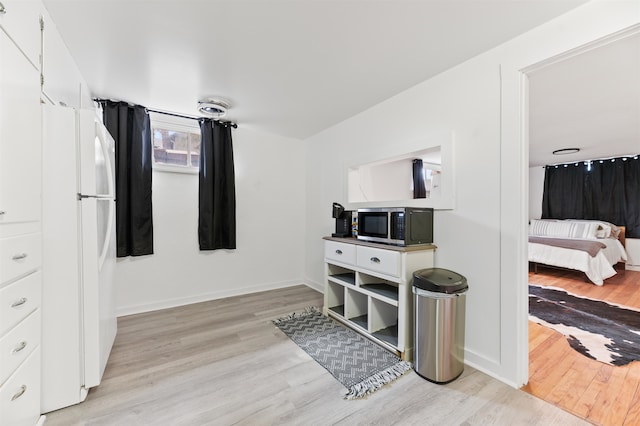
[94,99,238,128]
[147,108,238,128]
[544,154,639,168]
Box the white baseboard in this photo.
[625,264,640,272]
[116,280,313,317]
[304,278,324,294]
[462,349,523,389]
[463,358,521,389]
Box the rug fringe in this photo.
[272,306,320,325]
[344,360,413,400]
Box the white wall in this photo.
[115,127,308,315]
[529,166,545,220]
[304,1,640,386]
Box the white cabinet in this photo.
[41,9,85,109]
[0,29,42,226]
[0,16,43,426]
[323,237,435,361]
[0,348,41,426]
[0,0,42,69]
[0,255,42,426]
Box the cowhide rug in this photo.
[529,284,640,366]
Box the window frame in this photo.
[150,112,201,174]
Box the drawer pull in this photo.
[0,3,6,15]
[0,210,6,215]
[11,385,27,401]
[11,297,27,308]
[370,257,381,263]
[335,249,343,255]
[12,253,28,261]
[13,341,27,354]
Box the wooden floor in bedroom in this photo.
[525,266,640,426]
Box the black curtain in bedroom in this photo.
[542,156,640,238]
[198,119,236,250]
[101,100,154,257]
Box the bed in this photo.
[528,219,628,285]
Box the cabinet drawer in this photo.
[0,347,40,426]
[0,309,39,385]
[357,246,401,277]
[0,272,40,336]
[325,241,356,265]
[0,233,41,284]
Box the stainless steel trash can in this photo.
[413,268,468,384]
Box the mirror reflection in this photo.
[348,146,442,203]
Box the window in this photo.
[150,113,201,173]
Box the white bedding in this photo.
[528,237,627,286]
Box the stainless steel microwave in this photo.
[357,207,433,246]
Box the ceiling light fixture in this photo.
[197,98,230,119]
[552,148,580,155]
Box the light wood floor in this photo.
[43,285,587,425]
[524,266,640,426]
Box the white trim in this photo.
[149,112,200,130]
[150,116,201,173]
[517,69,531,386]
[304,278,324,294]
[152,163,199,175]
[509,22,640,389]
[463,359,521,390]
[521,24,640,75]
[115,280,319,317]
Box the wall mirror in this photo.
[347,135,455,210]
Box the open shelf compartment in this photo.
[346,289,368,330]
[358,272,399,305]
[326,281,345,317]
[369,298,399,348]
[327,263,356,286]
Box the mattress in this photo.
[528,237,627,286]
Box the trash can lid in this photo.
[413,268,468,294]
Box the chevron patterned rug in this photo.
[273,307,412,399]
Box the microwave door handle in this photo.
[389,213,397,240]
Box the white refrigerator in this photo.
[41,105,117,412]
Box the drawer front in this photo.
[0,272,40,336]
[357,246,401,277]
[0,309,39,385]
[325,241,356,265]
[0,233,41,285]
[0,347,40,426]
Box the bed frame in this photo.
[529,226,626,282]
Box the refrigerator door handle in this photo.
[96,119,116,198]
[78,193,112,200]
[97,198,115,270]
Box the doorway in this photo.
[522,28,640,424]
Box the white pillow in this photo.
[529,219,599,239]
[566,220,620,239]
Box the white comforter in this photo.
[528,237,628,285]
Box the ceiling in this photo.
[42,0,590,141]
[528,32,640,167]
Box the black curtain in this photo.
[101,100,154,257]
[541,156,640,238]
[412,159,427,199]
[541,163,587,219]
[198,119,236,250]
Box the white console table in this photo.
[323,237,436,361]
